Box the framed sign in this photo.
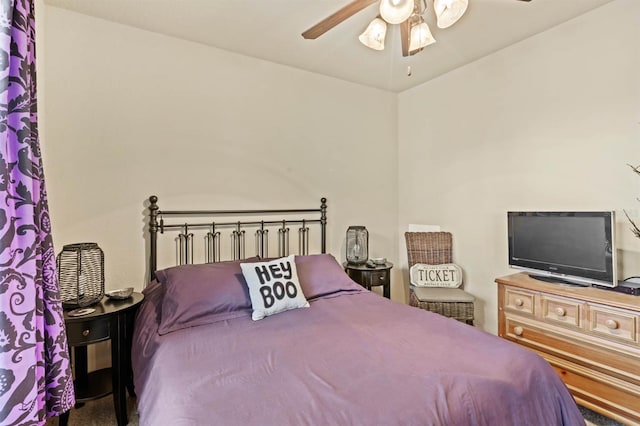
[410,263,463,288]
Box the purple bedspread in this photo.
[132,282,584,426]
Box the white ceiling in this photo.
[43,0,615,92]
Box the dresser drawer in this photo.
[66,318,110,345]
[548,359,640,424]
[503,316,640,382]
[589,304,638,345]
[504,288,534,315]
[541,295,583,328]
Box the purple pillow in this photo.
[156,258,258,335]
[295,254,364,300]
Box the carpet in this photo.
[580,406,624,426]
[45,397,139,426]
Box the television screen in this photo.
[508,211,616,287]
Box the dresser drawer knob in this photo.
[605,319,619,330]
[82,329,90,337]
[555,307,566,317]
[514,298,524,307]
[514,326,524,336]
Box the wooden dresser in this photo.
[496,273,640,425]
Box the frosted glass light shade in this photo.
[346,226,368,265]
[434,0,468,29]
[409,21,436,52]
[379,0,414,25]
[359,17,387,50]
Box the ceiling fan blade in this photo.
[302,0,379,39]
[400,19,410,57]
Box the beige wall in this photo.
[38,1,639,338]
[38,6,401,300]
[398,0,640,332]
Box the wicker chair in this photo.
[405,232,475,325]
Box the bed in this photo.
[131,196,585,426]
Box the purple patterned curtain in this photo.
[0,0,75,424]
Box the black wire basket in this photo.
[57,242,105,308]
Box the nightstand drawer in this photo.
[66,318,110,345]
[363,270,389,287]
[347,268,389,287]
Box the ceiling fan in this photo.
[302,0,532,57]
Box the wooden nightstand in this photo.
[60,293,144,426]
[344,262,393,299]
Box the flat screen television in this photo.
[507,211,617,287]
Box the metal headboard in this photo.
[148,195,327,279]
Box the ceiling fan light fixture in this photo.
[434,0,468,29]
[379,0,415,25]
[359,17,387,50]
[409,19,435,52]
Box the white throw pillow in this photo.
[240,255,310,320]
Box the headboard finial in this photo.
[149,195,159,280]
[320,197,327,253]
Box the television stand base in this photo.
[527,274,588,287]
